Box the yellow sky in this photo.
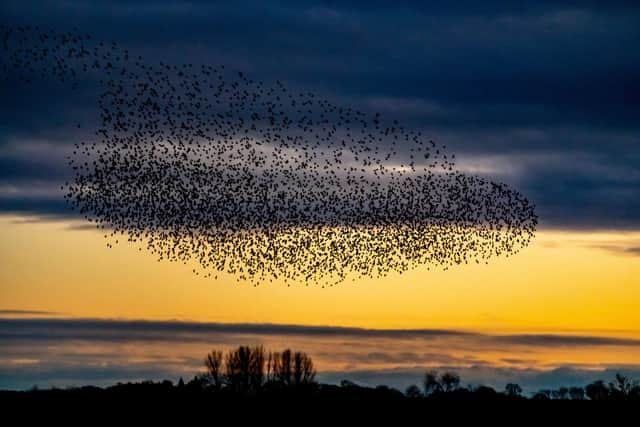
[1,214,639,336]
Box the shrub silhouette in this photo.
[552,386,569,400]
[585,380,609,400]
[405,384,423,398]
[569,386,585,400]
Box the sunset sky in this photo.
[1,1,639,392]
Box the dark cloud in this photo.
[1,1,639,229]
[325,351,490,366]
[1,317,639,391]
[494,334,640,347]
[1,318,639,347]
[0,318,472,343]
[593,244,640,256]
[0,198,73,217]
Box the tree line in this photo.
[402,370,640,401]
[197,345,317,394]
[5,346,639,402]
[187,346,640,401]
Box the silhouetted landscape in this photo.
[3,346,638,413]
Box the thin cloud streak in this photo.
[2,318,640,346]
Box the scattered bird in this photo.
[0,24,538,286]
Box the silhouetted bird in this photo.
[0,24,538,286]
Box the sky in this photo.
[1,1,639,392]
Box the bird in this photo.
[1,24,538,287]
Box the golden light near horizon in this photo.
[1,214,639,337]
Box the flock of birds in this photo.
[1,24,537,286]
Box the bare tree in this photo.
[424,370,442,395]
[251,345,266,389]
[610,373,635,398]
[204,349,223,390]
[440,371,460,392]
[293,351,316,385]
[266,351,274,383]
[224,345,265,394]
[505,383,522,397]
[271,349,293,385]
[266,349,317,387]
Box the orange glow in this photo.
[1,214,639,337]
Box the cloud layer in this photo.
[1,318,639,392]
[1,1,639,229]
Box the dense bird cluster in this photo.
[1,24,537,286]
